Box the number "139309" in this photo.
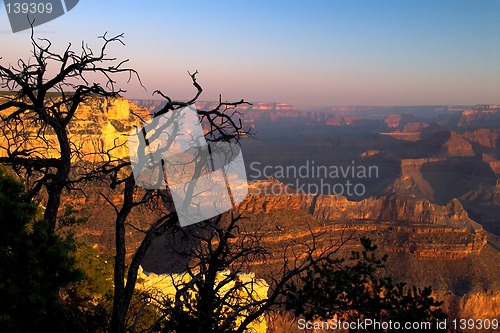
[6,2,53,14]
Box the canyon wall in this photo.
[234,180,497,320]
[462,128,500,150]
[458,105,500,128]
[237,180,487,260]
[240,180,477,227]
[0,95,150,161]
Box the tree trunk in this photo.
[45,126,71,234]
[110,176,135,333]
[44,185,63,234]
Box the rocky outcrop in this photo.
[439,290,500,321]
[389,158,441,201]
[384,113,403,128]
[462,128,500,150]
[379,118,430,141]
[326,116,359,126]
[383,113,422,130]
[380,131,423,141]
[129,99,164,114]
[237,180,487,259]
[238,179,489,263]
[232,179,496,319]
[458,105,500,128]
[488,160,500,175]
[309,195,475,227]
[441,131,475,157]
[481,153,500,175]
[402,122,429,132]
[241,180,477,225]
[0,95,150,161]
[360,150,380,158]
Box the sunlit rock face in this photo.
[237,179,487,260]
[241,180,474,226]
[436,290,500,321]
[0,95,150,161]
[457,105,500,128]
[230,179,498,319]
[462,128,500,150]
[384,113,403,128]
[440,131,475,157]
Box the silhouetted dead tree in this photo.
[0,29,269,333]
[0,28,141,233]
[0,30,349,333]
[131,213,349,333]
[103,73,253,333]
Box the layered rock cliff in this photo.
[239,179,481,226]
[236,180,487,259]
[0,95,150,161]
[309,194,474,227]
[462,128,500,151]
[440,132,475,157]
[242,179,476,226]
[230,180,497,320]
[458,105,500,128]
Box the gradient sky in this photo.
[1,0,499,106]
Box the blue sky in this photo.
[1,0,499,106]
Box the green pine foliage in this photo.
[65,242,159,332]
[0,168,82,333]
[63,242,115,332]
